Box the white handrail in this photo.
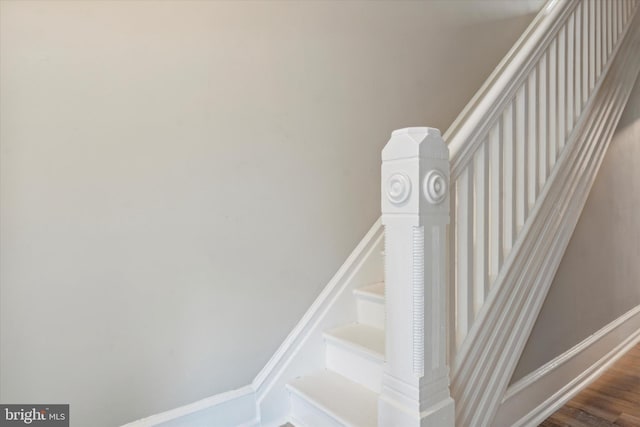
[445,0,573,177]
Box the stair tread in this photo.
[324,323,384,359]
[288,370,378,427]
[353,282,385,302]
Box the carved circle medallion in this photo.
[386,173,411,205]
[423,169,447,204]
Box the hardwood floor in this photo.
[540,343,640,427]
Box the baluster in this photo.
[488,122,503,283]
[608,0,613,55]
[603,0,608,67]
[548,39,557,169]
[474,144,489,316]
[515,85,527,231]
[528,69,538,210]
[616,0,621,39]
[590,0,596,91]
[582,0,589,108]
[380,127,454,427]
[456,165,474,347]
[567,12,575,133]
[619,0,624,35]
[602,0,607,66]
[557,24,566,151]
[596,0,602,79]
[575,4,582,118]
[613,1,622,40]
[538,52,548,188]
[503,102,516,255]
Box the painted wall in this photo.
[512,73,640,383]
[0,1,541,425]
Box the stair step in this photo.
[323,323,384,393]
[353,282,385,329]
[287,370,378,427]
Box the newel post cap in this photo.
[382,127,447,161]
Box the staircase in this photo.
[254,0,640,426]
[287,283,384,426]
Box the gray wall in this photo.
[512,73,640,383]
[0,1,541,425]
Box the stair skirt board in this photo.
[494,304,640,427]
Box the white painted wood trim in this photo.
[450,9,640,425]
[119,385,257,427]
[446,0,575,177]
[494,305,640,427]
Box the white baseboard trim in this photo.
[494,304,640,427]
[120,385,257,427]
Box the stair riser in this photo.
[288,391,349,427]
[356,299,385,330]
[325,343,383,393]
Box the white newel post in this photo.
[379,127,455,427]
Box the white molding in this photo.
[494,305,640,427]
[450,8,640,426]
[119,385,257,427]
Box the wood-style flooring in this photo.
[540,343,640,426]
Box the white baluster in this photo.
[515,85,527,230]
[527,70,538,210]
[582,0,589,109]
[502,103,516,254]
[607,0,613,57]
[380,128,454,427]
[474,144,489,317]
[596,0,602,79]
[590,0,596,92]
[548,39,558,169]
[575,4,582,118]
[567,11,575,133]
[488,122,503,282]
[557,24,567,150]
[456,165,473,348]
[538,53,548,188]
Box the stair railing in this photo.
[446,0,636,368]
[381,0,639,425]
